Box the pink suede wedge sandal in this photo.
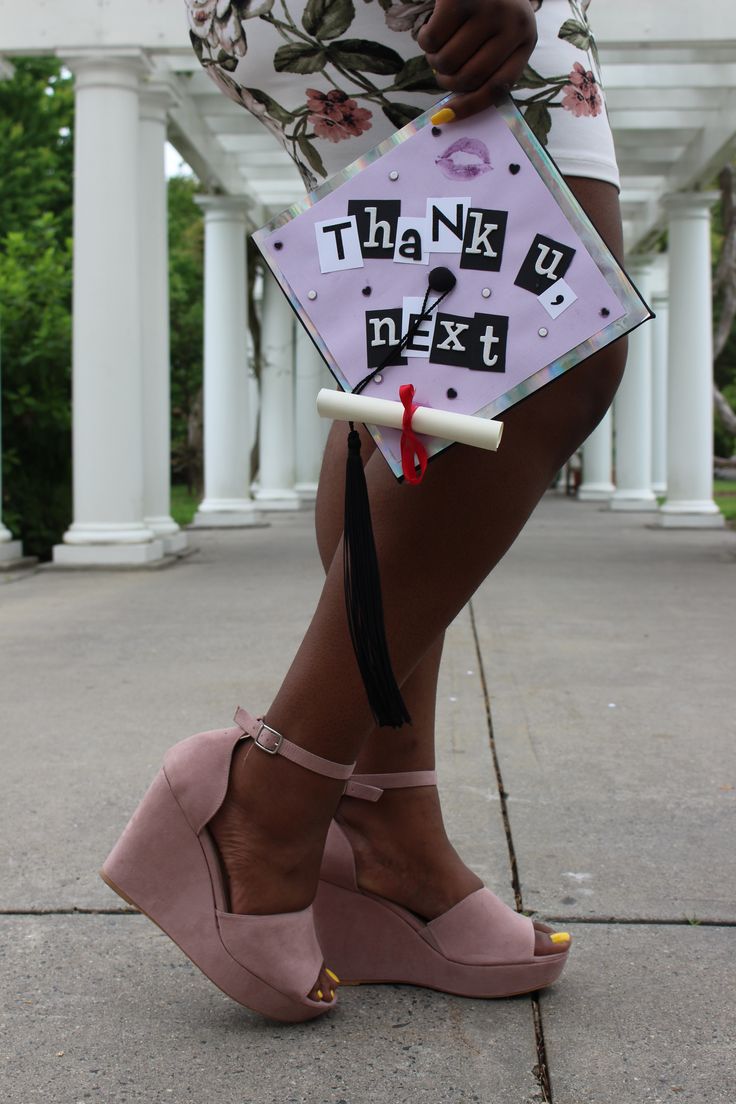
[314,771,570,998]
[100,707,355,1023]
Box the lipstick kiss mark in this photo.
[436,137,493,181]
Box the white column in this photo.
[294,325,328,501]
[191,196,260,527]
[255,271,299,510]
[609,257,657,512]
[650,289,669,495]
[320,362,335,450]
[578,409,615,501]
[0,329,23,563]
[54,53,164,566]
[658,193,724,528]
[0,503,18,559]
[139,84,187,553]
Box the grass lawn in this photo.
[714,479,736,523]
[170,480,736,527]
[170,484,199,527]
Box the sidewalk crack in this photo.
[0,907,137,915]
[468,599,553,1104]
[468,600,523,912]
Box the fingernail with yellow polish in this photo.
[325,968,340,984]
[550,932,571,944]
[431,107,456,126]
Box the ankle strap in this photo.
[233,706,355,781]
[344,769,438,802]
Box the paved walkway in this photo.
[1,494,734,1104]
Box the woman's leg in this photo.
[209,177,626,998]
[315,427,486,915]
[310,176,626,921]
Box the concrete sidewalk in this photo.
[1,495,734,1104]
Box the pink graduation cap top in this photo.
[254,96,651,481]
[253,98,652,728]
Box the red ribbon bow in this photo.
[399,383,428,485]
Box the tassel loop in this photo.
[399,384,428,485]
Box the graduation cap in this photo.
[253,97,652,729]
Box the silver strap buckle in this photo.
[254,722,284,755]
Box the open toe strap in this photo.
[217,905,330,1004]
[423,888,536,965]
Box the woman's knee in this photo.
[501,335,627,474]
[574,334,628,434]
[555,176,628,438]
[554,337,628,460]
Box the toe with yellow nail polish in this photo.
[325,968,340,984]
[316,989,323,999]
[430,107,456,126]
[550,931,571,945]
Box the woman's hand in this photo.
[418,0,537,122]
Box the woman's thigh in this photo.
[498,175,627,456]
[567,176,624,263]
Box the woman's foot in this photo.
[336,785,570,956]
[208,738,346,1003]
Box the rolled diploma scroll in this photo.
[316,389,504,451]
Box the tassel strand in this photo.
[343,427,411,728]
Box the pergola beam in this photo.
[0,0,191,53]
[1,0,735,248]
[593,0,736,44]
[0,0,731,53]
[668,89,736,193]
[608,110,711,131]
[605,63,736,89]
[165,76,254,198]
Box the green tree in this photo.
[0,59,74,559]
[1,220,72,553]
[713,166,736,459]
[0,59,73,246]
[168,175,205,494]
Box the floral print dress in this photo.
[186,0,619,190]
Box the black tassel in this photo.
[343,427,411,728]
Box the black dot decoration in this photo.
[509,164,520,175]
[432,126,442,136]
[274,241,283,250]
[600,307,610,317]
[362,286,372,297]
[447,388,458,400]
[428,266,456,293]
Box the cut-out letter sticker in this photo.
[402,295,437,358]
[514,233,576,295]
[365,309,407,369]
[426,197,471,254]
[315,216,364,273]
[460,208,508,272]
[347,200,401,260]
[394,217,430,265]
[538,278,578,319]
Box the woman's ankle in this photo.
[337,786,483,919]
[210,741,347,915]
